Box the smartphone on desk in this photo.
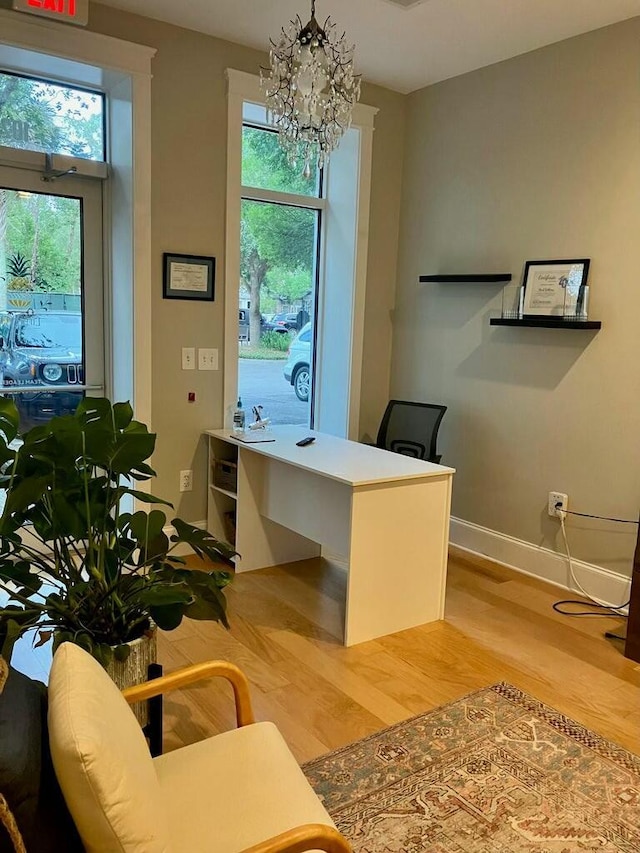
[296,436,316,447]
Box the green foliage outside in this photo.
[0,72,101,307]
[0,72,103,160]
[238,346,288,361]
[260,330,291,351]
[4,194,81,294]
[0,398,236,668]
[241,126,319,347]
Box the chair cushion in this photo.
[0,665,82,853]
[48,642,171,853]
[154,721,335,853]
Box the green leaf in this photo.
[181,570,230,628]
[49,492,87,540]
[75,397,113,424]
[118,488,172,508]
[128,509,167,546]
[74,633,94,655]
[112,402,134,430]
[171,519,237,566]
[92,643,114,668]
[0,398,19,445]
[113,643,131,663]
[139,586,192,607]
[109,432,156,475]
[141,532,170,563]
[0,559,35,588]
[0,618,22,661]
[4,476,50,516]
[149,603,184,631]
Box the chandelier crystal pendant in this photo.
[260,0,362,176]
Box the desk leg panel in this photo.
[344,474,452,646]
[235,448,321,572]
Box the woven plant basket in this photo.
[106,629,157,727]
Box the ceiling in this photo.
[101,0,640,93]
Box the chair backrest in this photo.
[48,643,171,852]
[376,400,447,463]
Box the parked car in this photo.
[271,312,299,332]
[0,311,84,430]
[283,322,311,402]
[239,309,288,341]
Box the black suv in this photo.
[0,311,84,430]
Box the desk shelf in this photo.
[210,484,237,501]
[490,318,602,330]
[207,436,239,548]
[420,273,512,283]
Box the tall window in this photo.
[238,103,324,427]
[0,71,105,432]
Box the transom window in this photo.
[0,70,105,161]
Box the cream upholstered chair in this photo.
[47,643,349,853]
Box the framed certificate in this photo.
[522,259,590,318]
[163,253,215,301]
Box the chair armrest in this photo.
[121,660,255,728]
[239,824,350,853]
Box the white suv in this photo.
[283,323,311,402]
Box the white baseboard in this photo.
[449,517,631,611]
[163,520,207,557]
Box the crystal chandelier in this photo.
[260,0,361,176]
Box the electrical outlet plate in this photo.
[548,491,568,517]
[180,469,193,492]
[198,348,218,371]
[181,347,195,370]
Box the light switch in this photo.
[198,348,218,371]
[182,347,195,370]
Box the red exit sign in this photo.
[12,0,88,26]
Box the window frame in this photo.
[240,121,325,426]
[0,8,155,433]
[225,69,377,439]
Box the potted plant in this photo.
[0,397,236,690]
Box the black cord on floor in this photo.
[553,598,629,618]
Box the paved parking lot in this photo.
[238,358,309,426]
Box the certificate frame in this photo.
[163,253,216,301]
[522,258,590,318]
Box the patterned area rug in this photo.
[304,683,640,852]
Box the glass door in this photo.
[0,165,104,431]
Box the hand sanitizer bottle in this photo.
[233,397,245,433]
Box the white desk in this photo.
[205,425,454,646]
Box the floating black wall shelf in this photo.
[420,274,512,283]
[490,318,602,330]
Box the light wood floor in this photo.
[158,549,640,760]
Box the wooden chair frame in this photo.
[123,660,351,853]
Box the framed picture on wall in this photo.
[522,259,590,318]
[163,253,216,301]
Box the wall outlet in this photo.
[181,347,195,370]
[198,348,218,371]
[548,491,568,517]
[179,469,193,492]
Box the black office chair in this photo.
[374,400,447,463]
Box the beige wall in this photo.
[393,19,640,576]
[68,4,402,519]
